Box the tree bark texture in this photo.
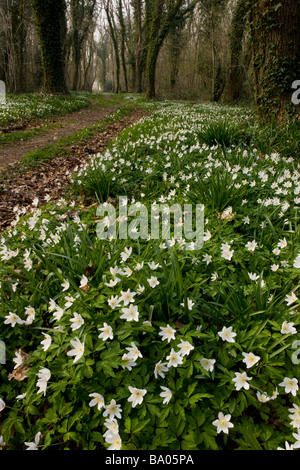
[250,0,300,121]
[31,0,68,94]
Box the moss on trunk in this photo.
[250,0,300,122]
[31,0,68,94]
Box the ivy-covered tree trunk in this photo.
[70,0,96,91]
[213,58,225,102]
[250,0,300,122]
[145,41,161,99]
[70,0,81,90]
[145,0,164,99]
[224,0,249,103]
[133,0,143,93]
[168,19,185,93]
[118,0,128,92]
[31,0,68,94]
[11,0,28,93]
[145,0,198,99]
[97,32,110,92]
[105,2,120,93]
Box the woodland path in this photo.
[0,99,125,169]
[0,101,148,231]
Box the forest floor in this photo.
[1,100,299,451]
[0,96,148,231]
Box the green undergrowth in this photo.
[0,92,97,131]
[1,100,300,451]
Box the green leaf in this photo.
[43,432,53,449]
[187,382,198,397]
[157,406,170,424]
[147,403,161,417]
[60,402,73,417]
[91,431,104,443]
[14,420,26,434]
[63,431,79,443]
[83,364,94,378]
[203,432,219,450]
[174,400,186,421]
[102,363,117,377]
[189,393,214,405]
[239,424,262,450]
[26,405,40,416]
[68,410,84,430]
[193,408,206,427]
[132,418,151,434]
[124,417,131,433]
[181,431,198,450]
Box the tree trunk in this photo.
[224,0,249,103]
[145,43,160,99]
[70,0,81,90]
[213,58,225,102]
[168,21,185,93]
[11,0,27,93]
[118,0,128,92]
[145,0,165,99]
[83,36,94,91]
[31,0,68,94]
[70,0,96,91]
[133,0,143,93]
[250,0,300,122]
[145,0,197,99]
[105,4,120,93]
[97,35,109,92]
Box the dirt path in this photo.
[0,107,148,231]
[0,101,124,169]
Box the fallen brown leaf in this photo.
[8,350,31,382]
